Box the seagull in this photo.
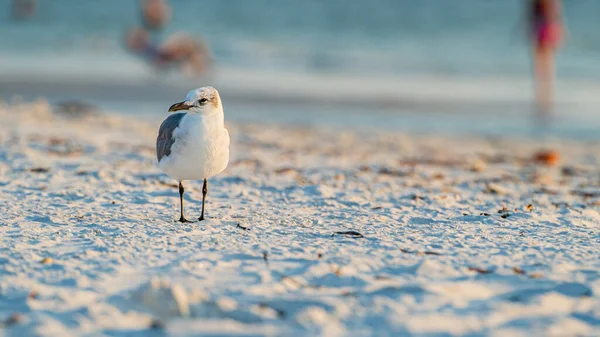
[156,86,230,223]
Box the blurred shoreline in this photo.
[3,72,600,140]
[3,62,600,111]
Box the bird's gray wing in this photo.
[156,112,186,162]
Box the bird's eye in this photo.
[198,98,208,104]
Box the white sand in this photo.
[0,99,599,336]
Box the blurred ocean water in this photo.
[1,0,599,78]
[0,0,599,138]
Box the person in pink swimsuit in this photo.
[529,0,563,114]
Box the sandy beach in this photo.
[0,99,598,336]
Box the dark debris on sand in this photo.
[400,248,442,256]
[262,251,269,266]
[236,223,251,231]
[29,167,50,173]
[149,318,164,329]
[468,266,492,274]
[1,313,22,328]
[332,231,364,238]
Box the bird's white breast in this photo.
[158,113,229,181]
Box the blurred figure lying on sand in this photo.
[140,0,171,31]
[127,0,212,77]
[125,28,212,77]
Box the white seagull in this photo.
[156,86,230,223]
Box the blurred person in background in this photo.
[140,0,171,32]
[125,0,213,78]
[528,0,563,115]
[125,28,212,77]
[11,0,36,20]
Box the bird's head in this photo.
[168,86,222,115]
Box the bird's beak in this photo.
[168,101,189,112]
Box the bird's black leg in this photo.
[178,181,191,223]
[199,178,207,221]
